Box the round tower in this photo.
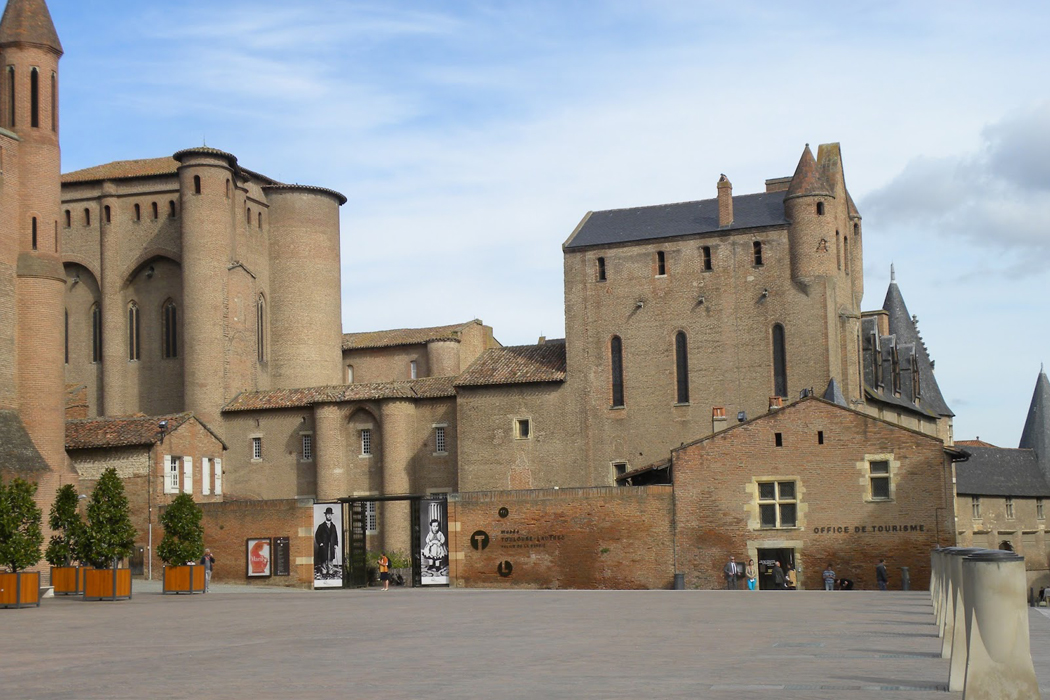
[264,184,345,389]
[427,339,460,377]
[174,147,237,427]
[2,0,68,471]
[784,144,837,282]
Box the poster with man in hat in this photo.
[313,503,342,588]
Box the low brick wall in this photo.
[196,499,314,587]
[449,485,675,589]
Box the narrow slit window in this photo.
[610,335,624,408]
[301,434,313,462]
[252,437,262,460]
[134,203,141,221]
[247,207,252,225]
[816,201,825,215]
[225,179,230,198]
[169,200,176,218]
[64,209,71,228]
[64,309,68,364]
[843,237,850,274]
[702,246,712,271]
[50,72,56,132]
[193,175,202,194]
[836,231,841,270]
[6,66,14,127]
[30,68,39,128]
[361,428,372,456]
[817,430,824,445]
[31,217,37,249]
[151,202,158,220]
[674,331,689,404]
[596,257,606,281]
[772,323,787,398]
[256,294,266,362]
[91,303,101,363]
[258,212,262,228]
[656,251,666,276]
[774,432,783,447]
[127,302,140,361]
[162,299,178,359]
[104,205,111,224]
[435,426,446,453]
[753,241,763,266]
[84,208,90,226]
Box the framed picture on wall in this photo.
[247,538,272,578]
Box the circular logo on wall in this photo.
[498,507,509,518]
[470,530,490,551]
[497,561,513,577]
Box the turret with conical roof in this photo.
[1020,368,1050,478]
[0,0,61,54]
[785,144,837,281]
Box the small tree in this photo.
[0,477,44,573]
[81,468,136,569]
[157,493,204,566]
[44,484,85,567]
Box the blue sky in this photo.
[47,0,1050,446]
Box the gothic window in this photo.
[127,302,140,361]
[30,67,38,128]
[91,303,101,363]
[610,335,624,408]
[256,294,266,363]
[162,299,177,359]
[675,331,689,404]
[772,323,787,398]
[753,241,763,266]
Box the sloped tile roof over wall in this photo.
[342,321,480,350]
[223,377,457,412]
[563,192,788,250]
[955,446,1050,497]
[62,157,180,183]
[0,410,50,473]
[455,340,566,387]
[66,412,196,449]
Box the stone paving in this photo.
[4,584,1050,699]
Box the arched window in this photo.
[346,365,354,383]
[843,236,850,274]
[194,175,201,195]
[91,303,101,363]
[127,302,140,361]
[64,209,71,228]
[134,203,141,221]
[162,299,177,359]
[151,202,158,220]
[50,72,56,132]
[258,211,262,229]
[31,217,37,249]
[6,66,14,127]
[610,335,624,408]
[675,331,689,404]
[256,294,266,363]
[816,201,825,216]
[104,205,111,224]
[169,200,176,218]
[753,241,763,266]
[247,207,252,225]
[772,323,787,398]
[225,179,230,199]
[30,68,39,128]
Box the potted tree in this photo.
[80,469,136,600]
[0,477,44,609]
[158,493,206,594]
[44,484,86,595]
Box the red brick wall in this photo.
[449,486,674,589]
[672,398,954,591]
[196,499,313,587]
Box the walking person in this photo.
[723,556,739,589]
[378,552,391,591]
[200,548,215,593]
[876,559,889,591]
[822,562,836,591]
[772,560,786,590]
[745,558,757,591]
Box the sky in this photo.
[45,0,1049,447]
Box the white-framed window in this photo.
[202,457,211,495]
[301,433,313,462]
[251,437,262,461]
[869,459,891,500]
[364,501,378,534]
[1006,497,1015,520]
[410,360,418,380]
[163,455,180,494]
[514,418,531,440]
[1038,499,1044,520]
[757,480,798,528]
[972,496,981,519]
[434,425,447,454]
[361,428,372,456]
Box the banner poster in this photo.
[246,538,272,577]
[313,503,343,589]
[419,499,449,586]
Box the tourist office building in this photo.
[5,0,1049,592]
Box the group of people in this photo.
[721,556,887,591]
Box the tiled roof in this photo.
[263,184,347,206]
[223,377,457,412]
[955,446,1050,497]
[0,409,49,473]
[785,144,833,199]
[62,157,179,184]
[957,439,998,448]
[455,340,566,387]
[342,321,480,350]
[66,412,195,449]
[0,0,62,53]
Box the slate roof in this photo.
[0,409,49,473]
[822,378,847,407]
[455,340,566,387]
[954,446,1050,497]
[563,191,788,250]
[1019,370,1050,471]
[223,377,457,412]
[0,0,62,53]
[342,321,481,351]
[66,412,227,450]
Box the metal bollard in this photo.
[960,550,1040,700]
[900,566,910,591]
[673,573,684,590]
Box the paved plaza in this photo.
[4,583,1050,699]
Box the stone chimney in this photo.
[712,406,727,433]
[769,396,783,411]
[717,174,733,227]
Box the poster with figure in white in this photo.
[313,503,343,588]
[419,498,449,586]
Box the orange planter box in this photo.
[83,568,132,601]
[163,565,205,594]
[51,566,85,595]
[0,571,41,608]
